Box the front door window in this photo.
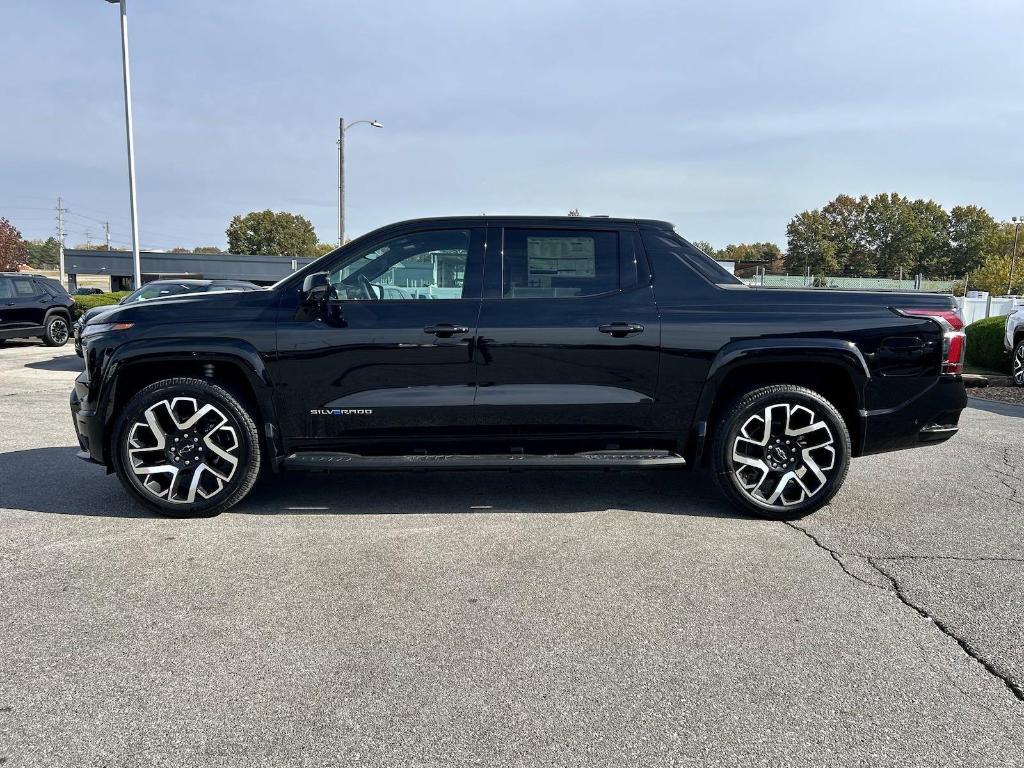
[329,229,471,301]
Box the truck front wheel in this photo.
[711,385,851,520]
[111,377,261,517]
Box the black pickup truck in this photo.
[70,216,967,519]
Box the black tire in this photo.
[1013,340,1024,387]
[111,377,261,517]
[42,314,70,347]
[711,385,851,520]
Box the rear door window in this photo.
[501,229,619,298]
[0,278,12,299]
[12,278,37,297]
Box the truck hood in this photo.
[99,289,274,326]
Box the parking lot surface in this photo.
[1,341,1023,767]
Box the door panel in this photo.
[1,278,44,330]
[274,227,486,443]
[0,278,13,331]
[473,226,661,434]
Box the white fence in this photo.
[957,296,1024,325]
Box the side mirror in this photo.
[302,272,330,303]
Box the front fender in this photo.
[93,337,279,462]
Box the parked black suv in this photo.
[0,273,74,347]
[73,279,262,356]
[69,216,967,519]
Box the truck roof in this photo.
[373,215,676,230]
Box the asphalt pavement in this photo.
[1,340,1023,767]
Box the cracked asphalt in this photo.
[1,341,1023,767]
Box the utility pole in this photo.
[1007,216,1021,295]
[104,221,111,251]
[56,197,66,285]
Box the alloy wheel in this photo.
[49,318,69,345]
[1014,345,1024,386]
[125,397,240,504]
[730,402,836,508]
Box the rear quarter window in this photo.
[641,231,742,287]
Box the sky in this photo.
[2,0,1022,252]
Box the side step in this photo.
[283,450,686,471]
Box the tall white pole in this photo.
[338,117,345,246]
[115,0,142,289]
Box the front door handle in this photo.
[424,324,469,338]
[598,322,644,337]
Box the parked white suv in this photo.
[1007,309,1024,385]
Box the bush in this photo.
[965,315,1010,373]
[71,291,131,320]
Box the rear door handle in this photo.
[424,324,469,338]
[598,322,644,337]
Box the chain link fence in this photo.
[741,274,955,292]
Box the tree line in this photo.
[697,193,1021,293]
[0,209,337,271]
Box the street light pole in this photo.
[1008,216,1022,296]
[107,0,142,290]
[337,117,382,245]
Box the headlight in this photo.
[81,322,134,338]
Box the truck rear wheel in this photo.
[111,377,261,517]
[711,385,851,520]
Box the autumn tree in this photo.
[718,242,782,271]
[968,253,1023,295]
[0,218,27,271]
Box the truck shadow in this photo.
[24,354,85,372]
[0,446,744,520]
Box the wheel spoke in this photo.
[732,400,837,509]
[124,396,241,505]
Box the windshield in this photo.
[123,283,208,303]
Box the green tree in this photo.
[312,242,335,257]
[690,240,718,258]
[24,237,60,268]
[821,194,872,274]
[193,246,223,254]
[863,194,950,277]
[785,209,838,274]
[226,210,319,256]
[948,205,999,275]
[909,198,952,276]
[0,218,27,271]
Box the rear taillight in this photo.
[896,308,966,375]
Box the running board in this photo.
[283,450,686,471]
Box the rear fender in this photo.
[690,338,871,463]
